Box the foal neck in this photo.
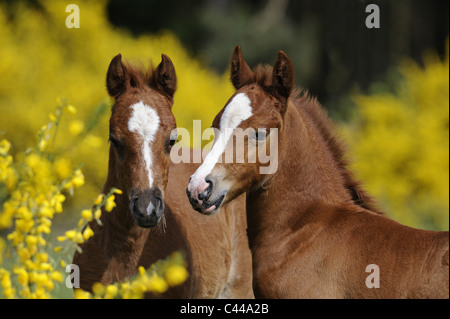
[247,100,354,240]
[275,100,352,204]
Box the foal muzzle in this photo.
[130,188,165,228]
[186,178,225,215]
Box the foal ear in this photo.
[231,46,254,90]
[106,54,129,98]
[154,54,177,102]
[272,51,295,101]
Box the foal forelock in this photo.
[190,93,253,189]
[128,101,161,189]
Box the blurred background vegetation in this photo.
[0,0,448,232]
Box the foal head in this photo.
[106,54,178,228]
[187,46,294,215]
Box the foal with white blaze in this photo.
[187,46,449,299]
[73,54,253,299]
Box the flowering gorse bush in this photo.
[0,102,188,299]
[74,252,188,299]
[0,100,86,298]
[344,42,449,230]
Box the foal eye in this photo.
[109,134,126,159]
[169,131,178,147]
[109,135,119,146]
[253,129,268,142]
[165,133,178,153]
[109,134,125,150]
[169,138,177,147]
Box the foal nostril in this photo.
[130,195,138,210]
[198,192,207,201]
[130,188,165,228]
[198,180,213,201]
[153,197,164,216]
[147,190,164,216]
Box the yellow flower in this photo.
[2,287,16,299]
[147,274,168,295]
[105,195,116,212]
[119,283,133,299]
[3,166,18,191]
[92,282,105,296]
[20,286,31,299]
[48,113,57,122]
[165,265,188,287]
[24,260,37,271]
[50,271,63,282]
[94,194,104,206]
[0,271,15,298]
[71,169,85,188]
[32,286,50,299]
[38,236,46,247]
[39,217,52,228]
[69,120,84,136]
[64,230,76,240]
[138,266,146,277]
[74,289,91,299]
[36,252,48,263]
[38,140,47,151]
[94,209,102,220]
[0,139,11,155]
[25,235,38,247]
[38,206,54,219]
[66,105,77,115]
[75,232,85,244]
[17,247,31,262]
[104,285,118,299]
[16,219,35,233]
[52,194,66,213]
[114,189,123,195]
[53,246,62,253]
[17,206,33,221]
[54,158,72,180]
[37,224,51,235]
[13,267,29,286]
[39,263,53,271]
[82,226,94,241]
[131,281,146,297]
[81,209,93,221]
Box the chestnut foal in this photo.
[187,46,449,299]
[73,54,253,299]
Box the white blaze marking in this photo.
[128,101,160,189]
[189,93,253,191]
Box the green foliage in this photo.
[343,44,449,231]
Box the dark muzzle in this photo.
[130,188,165,228]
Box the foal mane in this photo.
[295,94,381,213]
[253,64,380,213]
